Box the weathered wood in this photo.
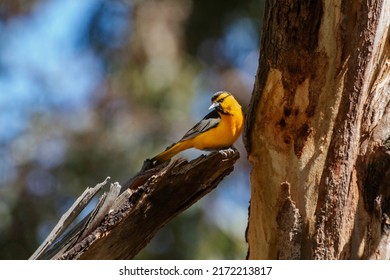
[245,0,389,259]
[29,177,111,260]
[42,149,239,259]
[312,0,390,259]
[78,182,122,241]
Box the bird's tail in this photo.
[151,141,192,164]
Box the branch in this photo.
[33,148,240,260]
[29,177,112,260]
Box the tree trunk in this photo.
[245,0,390,259]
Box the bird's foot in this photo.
[218,146,237,158]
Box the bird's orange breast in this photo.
[191,110,244,150]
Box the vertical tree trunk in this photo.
[245,0,390,259]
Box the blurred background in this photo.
[0,0,263,259]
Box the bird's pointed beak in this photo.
[208,102,219,110]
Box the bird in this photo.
[151,91,244,164]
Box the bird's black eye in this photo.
[211,91,231,103]
[218,94,231,104]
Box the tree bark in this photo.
[245,0,390,259]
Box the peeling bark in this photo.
[246,0,390,259]
[276,182,302,260]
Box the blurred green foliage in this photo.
[0,0,263,259]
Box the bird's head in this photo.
[209,91,240,115]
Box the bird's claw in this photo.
[219,146,237,158]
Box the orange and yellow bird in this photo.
[151,91,244,164]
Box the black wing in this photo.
[179,110,221,142]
